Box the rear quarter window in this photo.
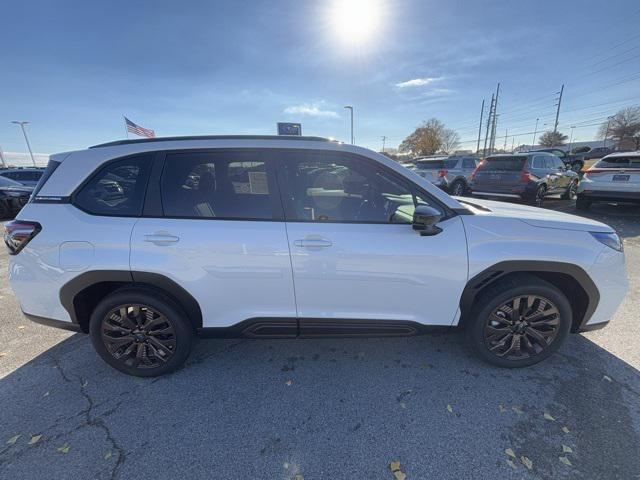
[595,156,640,168]
[74,155,152,216]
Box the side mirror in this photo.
[412,205,443,236]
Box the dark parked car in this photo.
[470,152,579,206]
[0,176,33,218]
[0,168,44,187]
[583,147,615,161]
[531,148,586,173]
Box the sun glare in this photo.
[330,0,382,45]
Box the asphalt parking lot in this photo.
[0,199,638,480]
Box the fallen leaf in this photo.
[43,391,50,397]
[28,434,42,445]
[390,461,401,472]
[520,455,533,470]
[544,412,556,421]
[498,404,507,413]
[446,404,453,413]
[57,443,70,454]
[562,444,573,454]
[505,448,516,458]
[394,472,406,480]
[603,375,612,382]
[294,475,304,480]
[561,426,570,434]
[420,363,431,369]
[17,326,26,330]
[506,459,518,469]
[0,352,7,358]
[400,402,406,409]
[511,406,523,415]
[559,456,573,466]
[81,380,88,388]
[285,380,292,386]
[104,452,112,460]
[6,434,21,445]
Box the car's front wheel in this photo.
[450,179,467,196]
[528,185,547,207]
[465,274,572,368]
[89,289,194,377]
[561,179,578,200]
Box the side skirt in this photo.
[197,318,453,339]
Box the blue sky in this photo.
[1,0,639,156]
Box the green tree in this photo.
[538,130,568,147]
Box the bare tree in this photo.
[399,118,459,156]
[598,106,640,149]
[538,130,568,147]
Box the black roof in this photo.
[90,135,335,149]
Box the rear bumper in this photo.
[577,190,640,202]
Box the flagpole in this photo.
[123,116,129,139]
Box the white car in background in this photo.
[5,136,628,376]
[577,152,640,209]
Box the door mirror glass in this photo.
[412,205,443,236]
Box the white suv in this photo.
[5,136,628,376]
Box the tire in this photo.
[89,288,194,377]
[561,179,578,200]
[0,201,9,220]
[450,179,467,197]
[528,185,546,207]
[571,161,584,174]
[465,273,572,368]
[576,194,591,211]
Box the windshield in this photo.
[415,159,457,169]
[480,157,526,171]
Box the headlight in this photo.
[590,231,623,252]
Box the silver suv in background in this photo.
[411,155,478,196]
[577,152,640,210]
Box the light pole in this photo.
[531,118,539,149]
[344,106,354,144]
[11,121,36,166]
[568,126,576,152]
[603,115,614,148]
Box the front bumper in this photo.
[22,310,82,332]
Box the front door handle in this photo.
[144,232,180,246]
[294,238,333,248]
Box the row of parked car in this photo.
[406,150,640,210]
[0,167,44,218]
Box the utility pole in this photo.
[11,121,36,166]
[344,106,354,144]
[0,145,7,168]
[381,136,387,153]
[553,84,564,133]
[603,115,614,147]
[568,126,576,151]
[489,83,500,154]
[476,99,485,154]
[511,137,515,152]
[532,118,540,149]
[483,94,494,157]
[503,129,508,151]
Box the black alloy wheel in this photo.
[483,295,561,361]
[100,304,176,369]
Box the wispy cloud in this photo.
[422,88,455,97]
[395,77,443,88]
[284,103,338,118]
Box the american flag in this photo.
[124,117,155,138]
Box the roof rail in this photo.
[90,135,336,149]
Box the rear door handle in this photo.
[144,232,180,246]
[294,238,333,248]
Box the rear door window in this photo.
[74,155,152,216]
[160,150,280,219]
[481,157,526,171]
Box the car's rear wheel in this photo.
[561,179,578,200]
[465,274,572,368]
[576,194,591,210]
[450,179,467,196]
[529,185,546,207]
[89,289,194,377]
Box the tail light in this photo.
[583,168,608,179]
[520,170,531,182]
[4,221,41,255]
[470,161,484,181]
[438,169,447,178]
